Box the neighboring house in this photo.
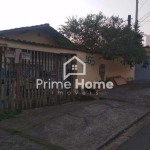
[135,46,150,80]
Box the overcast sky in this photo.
[0,0,150,36]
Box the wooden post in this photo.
[4,48,7,109]
[31,51,34,107]
[54,54,58,103]
[71,54,74,101]
[16,54,21,106]
[35,51,38,107]
[44,52,47,106]
[28,53,31,109]
[48,52,50,105]
[38,51,41,107]
[0,47,3,110]
[21,52,24,110]
[10,57,15,109]
[41,52,44,106]
[8,58,11,109]
[50,53,53,104]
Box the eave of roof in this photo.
[0,23,79,49]
[0,24,49,34]
[0,36,90,52]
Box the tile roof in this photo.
[0,23,78,49]
[0,24,50,33]
[0,36,89,52]
[0,24,101,53]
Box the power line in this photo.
[139,14,150,24]
[140,0,143,3]
[139,0,142,4]
[139,0,144,5]
[139,11,150,21]
[138,0,148,11]
[141,18,150,26]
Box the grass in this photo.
[23,123,41,132]
[0,109,22,122]
[0,126,66,150]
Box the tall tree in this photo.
[59,12,149,67]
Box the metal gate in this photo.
[135,64,150,80]
[135,52,150,80]
[0,47,75,110]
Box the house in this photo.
[0,24,135,82]
[0,23,135,110]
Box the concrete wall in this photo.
[146,35,150,46]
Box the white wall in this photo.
[146,35,150,46]
[77,53,134,82]
[0,39,135,82]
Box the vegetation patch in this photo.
[0,109,22,122]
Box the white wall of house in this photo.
[2,31,56,45]
[77,53,134,82]
[0,39,135,82]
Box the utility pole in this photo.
[135,0,138,32]
[128,15,131,27]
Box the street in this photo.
[116,122,150,150]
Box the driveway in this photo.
[0,80,150,150]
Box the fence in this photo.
[0,47,75,110]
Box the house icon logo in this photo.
[63,56,86,80]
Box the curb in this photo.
[96,111,150,150]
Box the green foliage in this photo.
[59,12,149,67]
[0,109,22,121]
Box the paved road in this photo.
[0,129,49,150]
[0,80,150,150]
[116,122,150,150]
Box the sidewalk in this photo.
[116,122,150,150]
[0,129,50,150]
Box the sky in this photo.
[0,0,150,38]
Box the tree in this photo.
[59,12,149,67]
